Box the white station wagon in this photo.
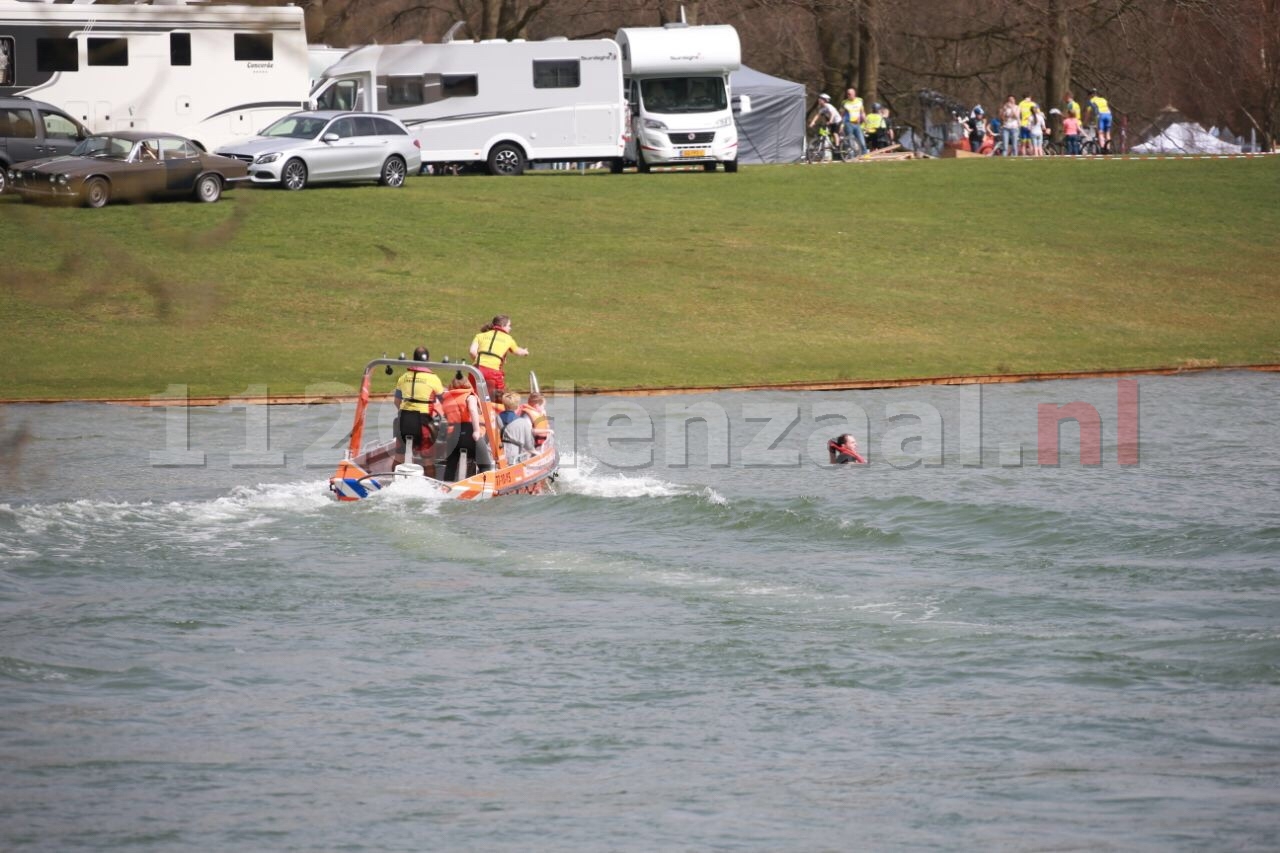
[216,110,421,190]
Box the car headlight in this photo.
[253,152,282,165]
[714,116,733,128]
[57,174,70,185]
[642,118,668,131]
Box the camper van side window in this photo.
[0,38,14,87]
[88,38,128,67]
[170,33,191,66]
[36,38,78,73]
[532,60,579,89]
[442,75,478,99]
[234,33,273,62]
[384,76,425,107]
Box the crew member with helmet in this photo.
[393,346,445,470]
[1088,88,1113,153]
[468,314,528,395]
[809,93,843,153]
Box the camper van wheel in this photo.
[609,159,625,175]
[379,156,407,187]
[724,159,739,173]
[83,177,111,209]
[703,162,717,172]
[636,151,651,174]
[488,143,526,176]
[194,174,222,203]
[281,158,308,191]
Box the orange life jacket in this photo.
[441,387,475,426]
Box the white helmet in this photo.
[818,93,831,101]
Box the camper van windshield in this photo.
[640,77,727,114]
[260,116,330,139]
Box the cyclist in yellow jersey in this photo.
[393,345,445,468]
[468,314,528,395]
[1088,88,1112,152]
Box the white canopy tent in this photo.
[1131,106,1243,155]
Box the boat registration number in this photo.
[680,149,706,158]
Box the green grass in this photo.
[2,157,1278,400]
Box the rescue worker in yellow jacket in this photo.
[393,346,444,470]
[468,314,528,395]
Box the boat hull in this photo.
[330,439,558,502]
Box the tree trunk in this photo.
[859,0,880,104]
[1043,0,1073,137]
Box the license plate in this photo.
[680,149,706,158]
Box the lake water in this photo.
[1,372,1277,850]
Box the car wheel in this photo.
[724,159,739,173]
[281,158,308,191]
[380,156,407,187]
[194,174,222,203]
[83,177,110,209]
[703,162,717,172]
[487,143,525,176]
[609,159,624,174]
[0,166,7,195]
[636,150,651,174]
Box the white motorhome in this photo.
[311,37,627,175]
[617,23,747,172]
[0,0,308,151]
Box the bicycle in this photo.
[806,126,835,163]
[1045,126,1102,156]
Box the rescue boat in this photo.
[329,358,558,501]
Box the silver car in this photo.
[215,111,421,190]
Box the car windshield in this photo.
[71,136,135,159]
[259,116,330,139]
[640,77,728,114]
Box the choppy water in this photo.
[1,372,1278,851]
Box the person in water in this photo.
[828,434,867,464]
[468,315,528,395]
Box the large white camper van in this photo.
[311,37,627,176]
[0,0,308,151]
[617,23,747,172]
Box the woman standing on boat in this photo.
[469,315,528,395]
[440,372,494,480]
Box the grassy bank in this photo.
[2,157,1278,400]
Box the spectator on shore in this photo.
[1000,96,1020,157]
[967,105,987,153]
[1018,94,1037,156]
[1028,105,1048,156]
[1062,110,1082,155]
[879,105,895,147]
[841,88,867,157]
